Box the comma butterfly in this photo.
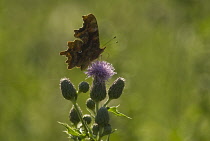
[60,14,105,70]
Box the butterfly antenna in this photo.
[102,36,117,47]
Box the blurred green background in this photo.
[1,0,210,140]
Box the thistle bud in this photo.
[92,124,99,135]
[108,77,125,99]
[90,79,107,102]
[86,98,95,110]
[102,124,112,136]
[60,78,77,101]
[69,106,80,125]
[83,114,92,124]
[78,81,89,93]
[95,107,109,127]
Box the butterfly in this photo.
[60,14,105,70]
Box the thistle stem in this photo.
[72,102,89,135]
[98,126,103,141]
[103,99,111,107]
[96,101,99,112]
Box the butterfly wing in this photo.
[60,14,105,70]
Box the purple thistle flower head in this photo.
[85,61,116,82]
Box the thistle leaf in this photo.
[107,105,132,119]
[58,121,84,137]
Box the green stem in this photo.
[77,90,82,95]
[98,126,103,141]
[72,102,94,139]
[87,108,95,117]
[95,101,99,112]
[103,99,112,107]
[72,102,89,135]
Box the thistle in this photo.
[108,77,125,99]
[60,78,77,102]
[69,106,80,126]
[58,61,130,141]
[78,81,89,93]
[86,98,95,111]
[90,79,107,102]
[85,61,116,82]
[83,114,92,125]
[95,107,110,127]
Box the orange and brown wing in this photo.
[60,14,105,70]
[74,14,100,46]
[59,40,83,69]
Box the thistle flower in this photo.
[85,61,116,102]
[60,78,77,101]
[78,81,89,93]
[90,79,107,102]
[92,124,99,135]
[102,124,112,136]
[83,114,92,124]
[108,77,125,99]
[86,98,95,110]
[85,61,116,82]
[69,106,80,126]
[95,107,110,127]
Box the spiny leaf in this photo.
[58,121,84,137]
[107,105,132,119]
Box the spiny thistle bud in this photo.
[60,78,77,101]
[86,98,95,110]
[90,79,107,102]
[82,114,92,124]
[92,124,99,135]
[78,81,89,93]
[108,77,125,99]
[102,124,112,136]
[95,107,110,127]
[69,106,80,125]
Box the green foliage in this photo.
[108,106,131,119]
[58,122,83,137]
